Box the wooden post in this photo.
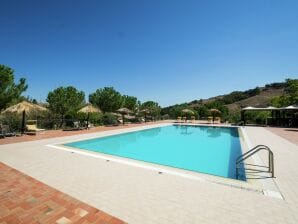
[21,110,26,134]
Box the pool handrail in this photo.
[236,145,274,179]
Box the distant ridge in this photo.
[163,81,287,111]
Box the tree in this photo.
[122,95,138,112]
[47,86,85,126]
[89,87,123,113]
[193,105,209,118]
[140,101,161,118]
[270,95,291,107]
[204,100,229,121]
[285,79,298,104]
[0,65,28,110]
[270,79,298,107]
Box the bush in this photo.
[102,113,118,125]
[226,109,241,124]
[0,113,22,132]
[244,111,270,125]
[77,112,103,126]
[161,114,170,120]
[255,112,270,125]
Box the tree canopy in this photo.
[89,87,123,113]
[140,101,161,117]
[285,79,298,104]
[0,65,28,110]
[271,79,298,107]
[47,86,85,120]
[122,95,138,112]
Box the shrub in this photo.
[226,109,241,124]
[77,112,103,126]
[0,113,22,132]
[102,113,118,125]
[161,114,170,120]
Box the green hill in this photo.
[161,80,291,119]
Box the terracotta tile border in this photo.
[265,127,298,145]
[0,162,126,224]
[0,121,166,145]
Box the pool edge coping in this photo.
[45,122,283,199]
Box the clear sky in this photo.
[0,0,297,106]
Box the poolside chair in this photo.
[182,116,187,123]
[191,116,195,123]
[118,118,123,123]
[215,117,221,123]
[84,121,94,129]
[207,116,213,124]
[63,121,85,131]
[177,116,182,123]
[25,120,45,135]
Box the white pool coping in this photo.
[46,122,279,198]
[1,122,297,224]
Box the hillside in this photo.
[226,87,284,110]
[162,81,287,113]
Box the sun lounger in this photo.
[25,124,45,135]
[63,121,85,131]
[191,116,195,123]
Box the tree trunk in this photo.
[60,114,64,128]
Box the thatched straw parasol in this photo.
[117,108,132,114]
[140,109,149,113]
[78,104,101,113]
[140,109,150,122]
[124,115,135,120]
[181,109,194,114]
[2,101,47,114]
[117,108,132,125]
[110,112,122,117]
[209,108,221,123]
[181,108,195,121]
[78,104,101,129]
[1,101,48,133]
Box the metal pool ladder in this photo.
[236,145,274,180]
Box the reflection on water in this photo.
[173,125,239,138]
[138,127,161,138]
[174,125,194,135]
[206,127,221,138]
[66,124,242,179]
[205,126,238,138]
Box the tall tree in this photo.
[271,79,298,106]
[285,79,298,104]
[0,65,28,110]
[89,87,123,113]
[47,86,85,125]
[122,95,138,112]
[140,101,161,118]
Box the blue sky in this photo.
[0,0,297,106]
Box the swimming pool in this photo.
[65,125,244,180]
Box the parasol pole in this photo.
[21,110,26,134]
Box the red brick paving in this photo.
[0,162,126,224]
[0,122,167,223]
[266,127,298,145]
[0,122,164,145]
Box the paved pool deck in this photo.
[0,123,298,223]
[0,162,125,224]
[266,127,298,145]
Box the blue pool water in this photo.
[65,125,244,179]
